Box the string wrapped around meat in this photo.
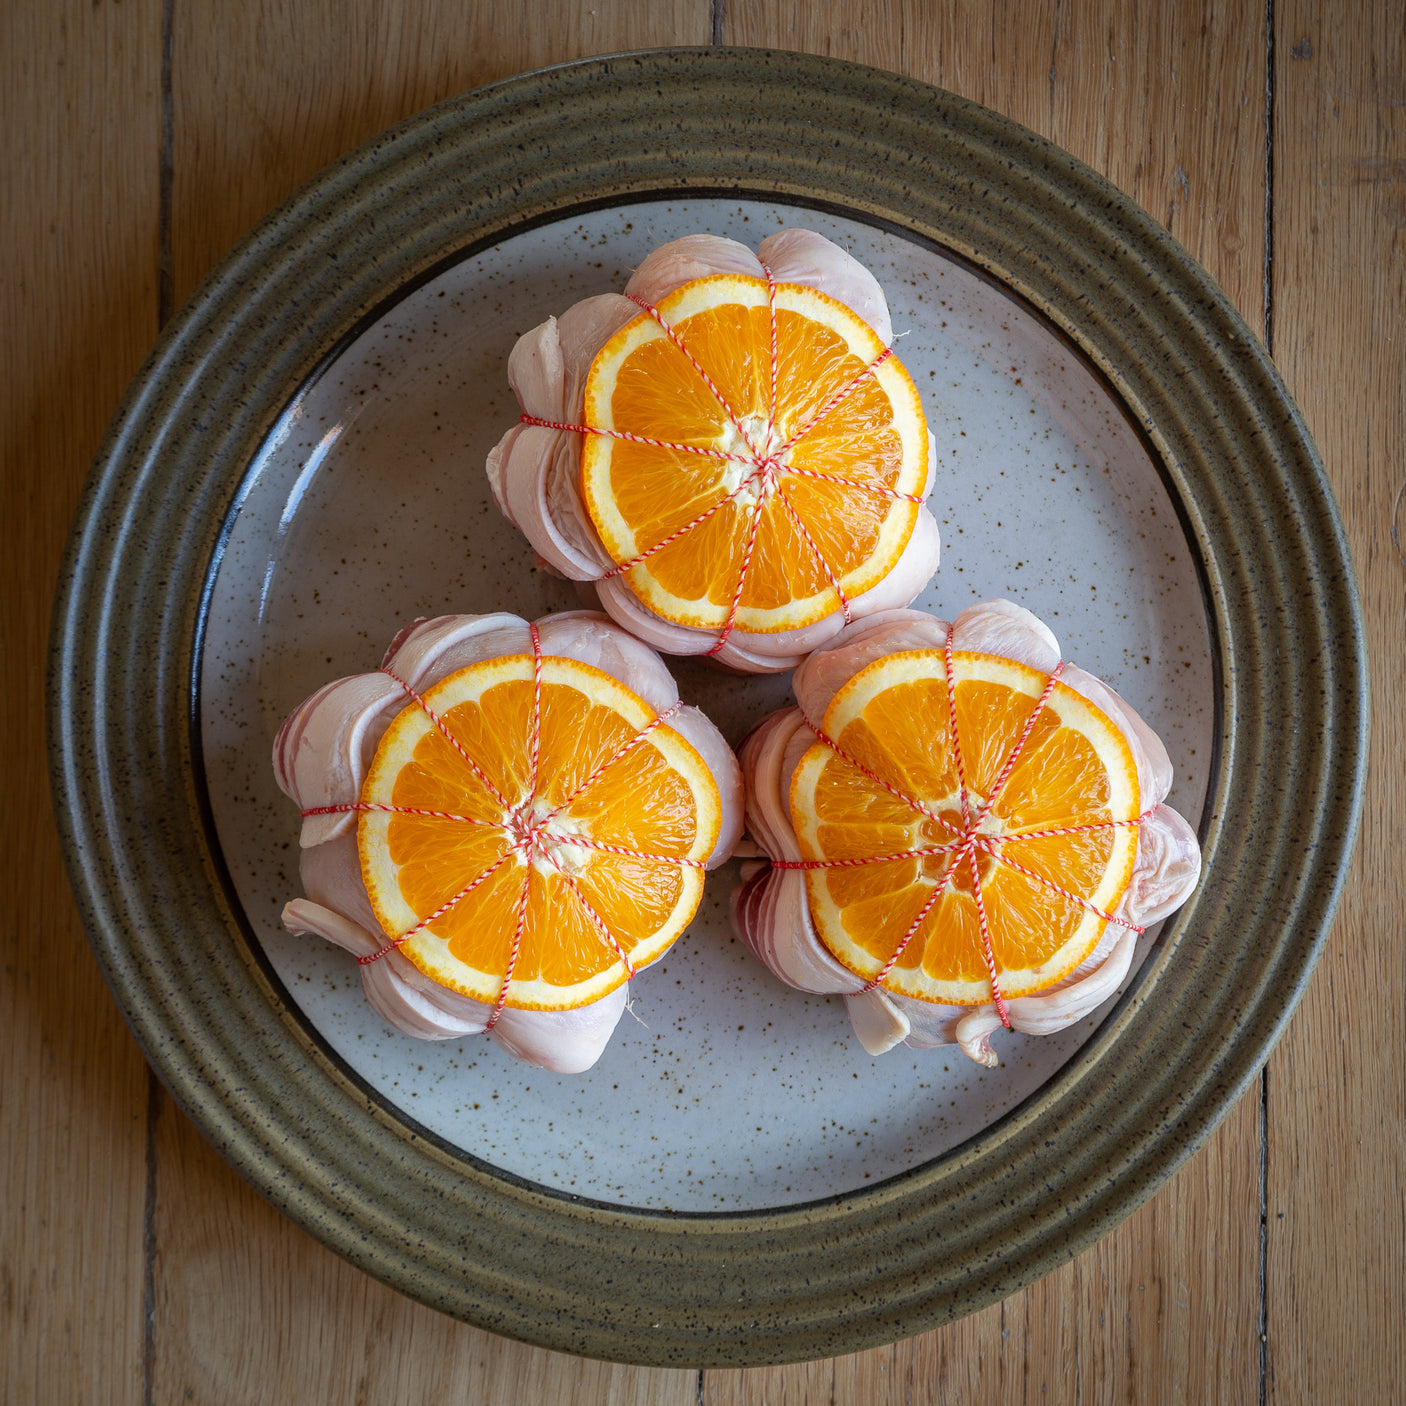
[274,610,743,1072]
[485,229,941,673]
[731,600,1202,1066]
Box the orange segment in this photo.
[358,654,721,1010]
[789,649,1141,1005]
[581,275,929,634]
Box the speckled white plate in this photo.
[201,198,1212,1213]
[53,51,1364,1365]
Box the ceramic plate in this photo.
[50,50,1366,1365]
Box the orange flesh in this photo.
[582,279,928,633]
[791,651,1140,1003]
[359,658,719,1009]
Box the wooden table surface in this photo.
[5,2,1401,1401]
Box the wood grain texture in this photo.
[1,2,163,1402]
[149,1099,696,1405]
[149,6,710,1400]
[726,0,1267,320]
[169,0,710,306]
[1266,1,1406,1399]
[705,1103,1262,1404]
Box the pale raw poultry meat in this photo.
[731,600,1202,1066]
[273,610,744,1072]
[485,229,941,672]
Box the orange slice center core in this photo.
[717,415,788,507]
[934,804,1006,897]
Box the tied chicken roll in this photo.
[486,229,941,673]
[732,600,1202,1067]
[273,610,743,1072]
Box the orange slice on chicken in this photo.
[581,274,929,635]
[789,649,1141,1005]
[358,654,720,1010]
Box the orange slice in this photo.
[580,274,929,635]
[357,654,721,1010]
[789,649,1141,1005]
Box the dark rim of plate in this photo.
[48,48,1368,1367]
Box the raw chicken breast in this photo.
[485,229,941,672]
[732,600,1202,1067]
[274,610,744,1073]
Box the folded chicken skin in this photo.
[273,610,744,1072]
[485,229,941,672]
[731,600,1202,1066]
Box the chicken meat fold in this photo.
[274,610,744,1073]
[731,600,1202,1066]
[485,229,941,672]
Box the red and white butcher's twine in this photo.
[518,268,918,657]
[300,622,704,1029]
[772,623,1150,1028]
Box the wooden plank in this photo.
[20,1,1401,1401]
[710,3,1270,1402]
[1265,3,1406,1400]
[152,6,709,1399]
[0,0,164,1402]
[151,1099,696,1403]
[728,0,1267,326]
[708,1093,1259,1403]
[168,0,710,306]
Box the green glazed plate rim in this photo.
[49,48,1368,1366]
